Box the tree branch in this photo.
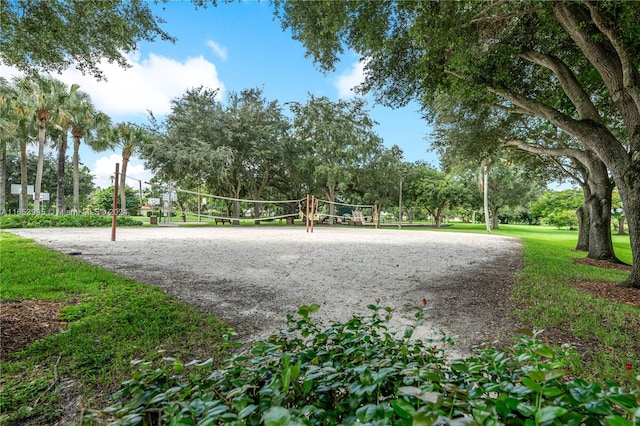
[582,0,640,113]
[469,0,510,23]
[519,49,602,122]
[491,103,533,116]
[554,0,640,156]
[469,7,542,25]
[487,86,588,138]
[504,138,589,164]
[551,156,585,186]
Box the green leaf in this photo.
[404,326,415,339]
[522,377,543,393]
[297,305,311,317]
[263,406,291,426]
[605,415,634,426]
[451,362,469,372]
[606,394,638,410]
[238,404,258,419]
[534,345,555,358]
[543,369,566,382]
[542,386,564,397]
[517,402,536,417]
[412,406,439,426]
[391,399,416,420]
[585,399,613,415]
[535,406,568,424]
[303,379,314,395]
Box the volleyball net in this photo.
[148,183,306,223]
[147,183,379,230]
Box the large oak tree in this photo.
[274,0,640,288]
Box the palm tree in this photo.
[15,76,67,212]
[9,77,37,211]
[64,87,98,213]
[71,108,113,213]
[113,122,149,214]
[49,83,78,214]
[0,77,17,213]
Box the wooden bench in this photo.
[215,218,231,225]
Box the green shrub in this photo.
[0,214,143,228]
[546,210,579,230]
[87,305,639,425]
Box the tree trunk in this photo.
[253,201,261,225]
[434,211,442,227]
[232,180,241,225]
[483,162,491,233]
[617,177,640,288]
[328,184,336,225]
[617,218,626,235]
[553,1,639,287]
[120,150,130,215]
[491,206,500,230]
[0,140,6,214]
[20,140,28,211]
[56,133,67,215]
[584,155,619,263]
[72,130,82,213]
[575,205,589,251]
[34,123,46,212]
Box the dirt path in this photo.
[9,225,522,355]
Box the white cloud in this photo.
[334,59,367,99]
[1,52,225,120]
[206,40,228,61]
[92,154,153,190]
[55,52,225,120]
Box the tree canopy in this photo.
[273,0,640,287]
[0,0,177,79]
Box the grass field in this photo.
[0,223,637,424]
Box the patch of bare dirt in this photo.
[0,299,66,361]
[570,257,639,308]
[572,256,633,271]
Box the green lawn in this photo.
[422,223,637,381]
[0,232,230,425]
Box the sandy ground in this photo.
[9,225,522,356]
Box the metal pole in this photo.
[398,180,403,230]
[111,163,119,241]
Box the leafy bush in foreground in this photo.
[0,214,143,228]
[87,305,639,425]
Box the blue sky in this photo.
[2,1,438,189]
